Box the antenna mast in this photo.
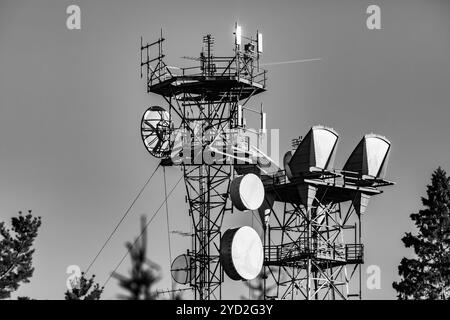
[140,24,267,300]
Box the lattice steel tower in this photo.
[140,25,267,300]
[260,129,394,299]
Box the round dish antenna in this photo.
[230,173,265,211]
[170,254,192,285]
[220,226,263,281]
[141,106,172,158]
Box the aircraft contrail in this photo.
[261,58,322,66]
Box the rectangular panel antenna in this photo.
[236,25,242,46]
[257,32,263,53]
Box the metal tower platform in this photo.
[256,129,394,300]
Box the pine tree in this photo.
[0,210,41,299]
[393,167,450,299]
[64,272,103,300]
[112,216,161,300]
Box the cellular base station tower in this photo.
[139,25,393,300]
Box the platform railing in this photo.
[345,243,364,263]
[148,56,267,88]
[264,240,360,264]
[261,168,393,188]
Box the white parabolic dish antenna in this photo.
[230,173,265,211]
[220,226,264,281]
[141,106,172,158]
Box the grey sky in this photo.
[0,0,449,299]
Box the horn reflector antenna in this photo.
[343,134,391,178]
[288,125,339,175]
